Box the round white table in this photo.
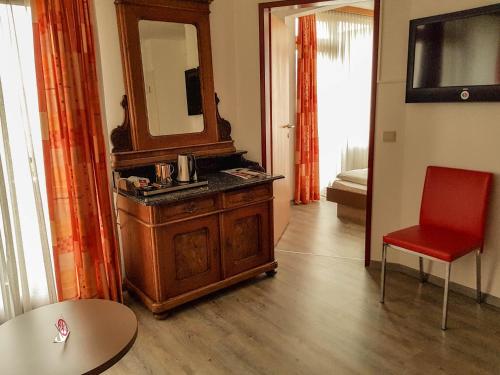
[0,299,137,375]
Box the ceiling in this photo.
[272,0,374,19]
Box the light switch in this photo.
[383,131,397,143]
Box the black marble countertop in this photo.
[119,172,284,206]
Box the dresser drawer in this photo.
[155,195,219,223]
[223,183,272,208]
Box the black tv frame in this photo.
[406,3,500,103]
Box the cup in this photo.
[155,163,174,185]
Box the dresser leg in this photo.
[154,311,170,320]
[266,270,277,277]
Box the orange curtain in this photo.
[32,0,122,301]
[295,15,320,204]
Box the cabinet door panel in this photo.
[157,215,221,298]
[223,202,271,277]
[174,228,211,280]
[232,215,260,260]
[120,213,158,302]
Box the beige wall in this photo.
[94,0,500,298]
[372,0,500,298]
[286,17,296,200]
[93,0,125,139]
[210,0,267,163]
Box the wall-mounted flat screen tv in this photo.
[406,4,500,103]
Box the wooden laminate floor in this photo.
[106,200,500,375]
[277,199,365,260]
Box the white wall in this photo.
[370,0,411,268]
[372,0,500,298]
[224,0,268,162]
[93,0,125,139]
[286,17,296,200]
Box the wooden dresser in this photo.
[117,173,280,318]
[110,0,281,317]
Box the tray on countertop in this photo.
[120,179,208,197]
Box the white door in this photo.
[271,14,292,244]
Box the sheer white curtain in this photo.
[316,11,373,191]
[0,1,57,323]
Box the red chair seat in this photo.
[383,225,482,262]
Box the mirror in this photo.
[139,20,204,136]
[112,0,236,167]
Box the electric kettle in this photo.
[177,154,198,183]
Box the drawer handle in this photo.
[184,202,198,214]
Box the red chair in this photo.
[380,166,492,330]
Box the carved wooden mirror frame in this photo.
[112,0,234,168]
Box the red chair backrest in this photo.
[420,166,493,243]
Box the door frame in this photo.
[259,0,380,267]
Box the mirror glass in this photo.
[139,20,204,136]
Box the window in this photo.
[0,2,55,321]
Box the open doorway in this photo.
[259,0,380,266]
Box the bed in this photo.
[326,168,367,225]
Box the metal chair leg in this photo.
[442,262,451,330]
[380,243,387,303]
[476,249,482,304]
[419,257,428,283]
